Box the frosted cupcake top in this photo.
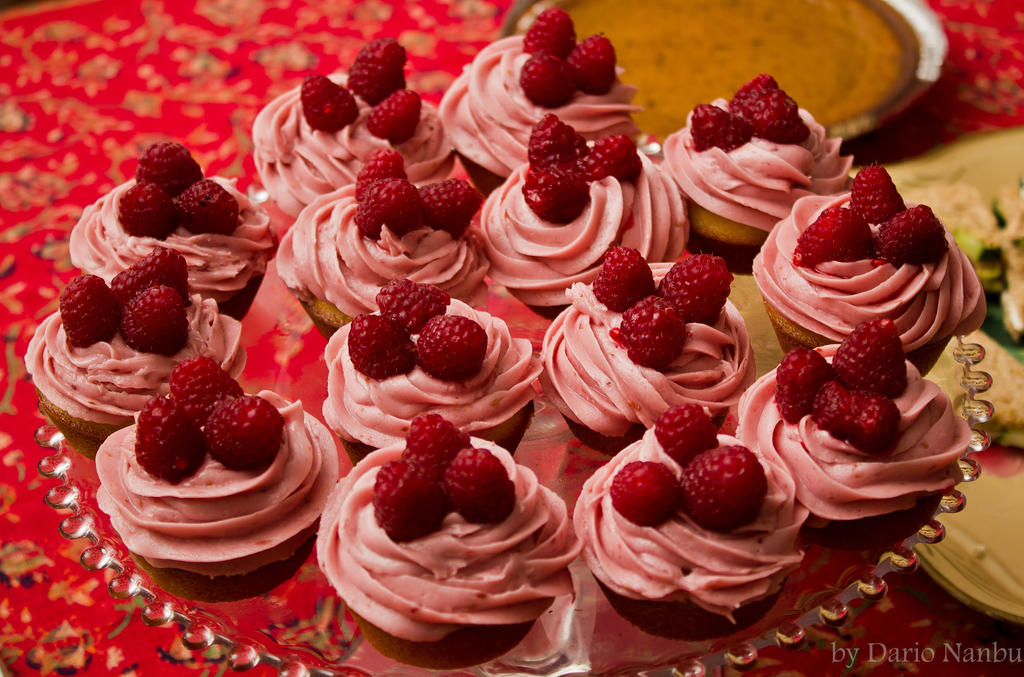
[317,438,579,642]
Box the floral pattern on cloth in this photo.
[2,0,1024,675]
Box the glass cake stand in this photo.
[32,268,991,677]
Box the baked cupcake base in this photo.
[130,528,317,603]
[216,274,266,321]
[456,152,508,197]
[564,418,644,456]
[37,389,127,460]
[299,298,354,339]
[762,300,951,376]
[348,606,536,670]
[597,580,782,641]
[687,203,769,274]
[340,401,536,467]
[800,493,943,551]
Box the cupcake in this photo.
[541,251,755,454]
[480,115,687,315]
[252,38,453,221]
[574,406,806,640]
[25,265,245,459]
[96,361,339,602]
[439,8,641,194]
[275,158,489,338]
[323,284,540,464]
[661,74,851,271]
[317,426,580,669]
[737,319,969,550]
[69,142,276,320]
[752,165,986,374]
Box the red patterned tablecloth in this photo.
[2,1,1023,675]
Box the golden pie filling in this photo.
[563,0,910,139]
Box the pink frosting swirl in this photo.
[317,438,580,641]
[661,99,852,231]
[25,295,245,426]
[736,346,967,522]
[96,391,340,576]
[275,184,489,316]
[439,36,642,178]
[481,155,688,307]
[752,194,987,351]
[323,299,540,448]
[574,429,806,620]
[253,74,454,217]
[540,266,755,436]
[69,177,275,304]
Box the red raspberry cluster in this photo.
[523,114,641,222]
[612,405,767,531]
[690,74,809,152]
[134,357,284,482]
[348,280,488,382]
[372,414,516,541]
[60,248,192,355]
[354,150,483,240]
[594,249,732,369]
[774,318,908,455]
[301,38,423,145]
[794,165,948,268]
[519,8,619,108]
[120,142,239,238]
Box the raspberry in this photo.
[120,284,188,355]
[355,178,422,239]
[111,247,189,305]
[568,34,616,95]
[610,461,681,527]
[136,142,203,197]
[373,459,447,542]
[367,89,421,145]
[690,104,752,152]
[443,447,515,523]
[418,178,483,238]
[416,314,488,381]
[523,7,576,59]
[134,395,206,483]
[348,37,406,106]
[592,246,656,312]
[681,445,767,531]
[831,318,907,398]
[118,182,178,239]
[850,165,905,223]
[175,179,239,235]
[204,395,284,470]
[347,314,416,380]
[300,74,358,132]
[528,114,589,171]
[812,380,900,455]
[775,347,835,423]
[402,413,470,479]
[619,296,685,369]
[375,278,450,334]
[875,204,948,266]
[355,149,407,201]
[520,54,576,108]
[793,205,874,267]
[579,134,641,183]
[731,73,779,102]
[658,254,733,325]
[169,356,243,427]
[59,274,122,348]
[523,167,589,223]
[654,403,718,466]
[730,87,809,144]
